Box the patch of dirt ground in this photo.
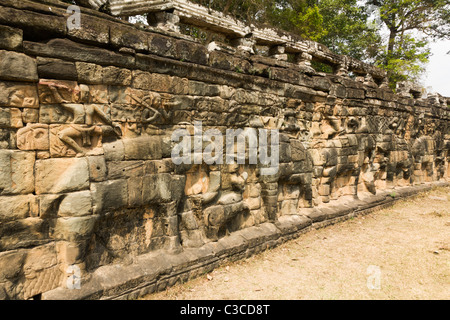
[144,186,450,300]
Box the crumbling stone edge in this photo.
[42,181,449,300]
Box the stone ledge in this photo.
[1,1,446,109]
[41,181,449,300]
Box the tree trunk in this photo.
[387,27,397,61]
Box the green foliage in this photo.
[371,0,450,40]
[266,1,327,41]
[317,0,382,62]
[311,60,334,73]
[368,0,449,87]
[167,0,450,88]
[180,24,211,43]
[190,0,383,62]
[376,35,431,89]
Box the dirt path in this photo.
[144,186,450,300]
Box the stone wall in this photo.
[0,0,449,300]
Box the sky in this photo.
[421,39,450,97]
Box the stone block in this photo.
[276,215,311,234]
[110,24,149,51]
[318,184,330,196]
[218,192,242,205]
[0,150,35,195]
[309,149,326,166]
[180,211,199,231]
[246,197,261,210]
[102,66,132,86]
[145,159,175,175]
[0,81,39,108]
[171,175,186,202]
[148,33,176,58]
[17,124,49,151]
[91,180,128,214]
[208,51,237,71]
[38,194,64,219]
[53,215,99,242]
[87,156,107,182]
[127,177,143,208]
[0,25,22,51]
[312,76,332,92]
[76,62,103,84]
[58,191,93,217]
[103,140,125,161]
[56,241,83,266]
[110,103,142,122]
[205,205,225,227]
[35,158,89,194]
[174,39,208,65]
[142,173,185,205]
[0,250,26,281]
[107,161,145,180]
[0,107,22,128]
[23,243,58,273]
[37,57,78,81]
[123,136,163,161]
[24,39,135,69]
[68,13,109,44]
[347,88,365,99]
[279,142,291,163]
[22,260,62,299]
[0,218,46,251]
[279,200,298,215]
[208,171,221,193]
[188,81,221,97]
[131,70,152,90]
[168,76,189,95]
[10,108,22,128]
[246,184,261,198]
[87,85,109,104]
[0,195,36,223]
[0,50,37,82]
[22,108,39,124]
[290,140,306,161]
[0,5,66,35]
[37,79,79,104]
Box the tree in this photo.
[367,0,450,87]
[317,0,382,62]
[263,0,328,42]
[68,0,449,88]
[192,0,449,88]
[190,0,381,60]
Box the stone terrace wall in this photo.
[0,0,449,300]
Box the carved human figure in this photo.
[42,81,121,156]
[131,93,180,125]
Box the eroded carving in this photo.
[17,124,50,151]
[40,81,121,156]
